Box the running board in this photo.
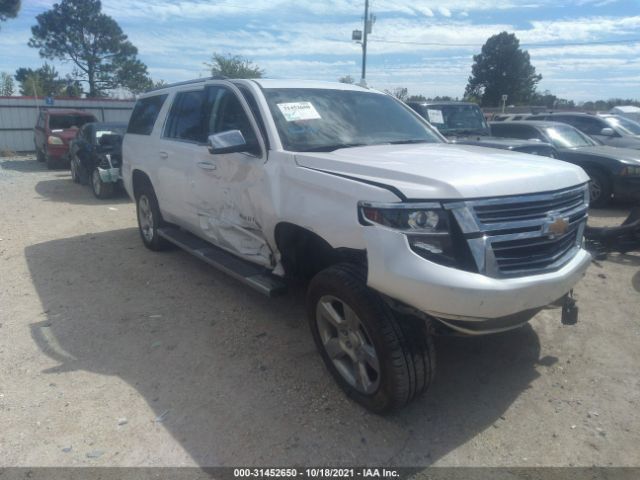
[157,227,287,298]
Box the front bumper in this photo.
[613,175,640,200]
[46,145,69,160]
[365,227,591,334]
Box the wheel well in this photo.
[132,169,153,199]
[274,222,366,282]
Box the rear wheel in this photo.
[91,168,114,199]
[585,169,612,208]
[135,183,171,251]
[307,263,435,413]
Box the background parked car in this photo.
[490,120,640,207]
[34,109,98,169]
[69,122,127,198]
[407,101,553,156]
[526,112,640,150]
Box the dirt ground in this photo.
[0,155,639,468]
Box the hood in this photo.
[294,143,588,200]
[573,146,640,165]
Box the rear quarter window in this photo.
[127,95,168,135]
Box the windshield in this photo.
[604,116,640,136]
[543,125,598,148]
[49,115,96,130]
[413,103,489,135]
[263,88,442,152]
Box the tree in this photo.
[339,75,354,84]
[16,64,64,96]
[465,32,542,107]
[29,0,152,96]
[0,0,20,26]
[206,53,264,79]
[384,87,408,101]
[0,71,14,95]
[406,94,427,102]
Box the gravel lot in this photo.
[1,155,639,467]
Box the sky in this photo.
[0,0,639,101]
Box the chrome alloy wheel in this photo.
[316,295,381,394]
[137,194,154,242]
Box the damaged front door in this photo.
[190,83,273,267]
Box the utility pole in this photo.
[361,0,369,86]
[352,0,374,87]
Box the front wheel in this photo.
[91,168,115,199]
[70,157,81,183]
[585,169,612,208]
[307,263,435,413]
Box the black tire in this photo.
[45,152,57,170]
[307,263,435,413]
[70,157,81,184]
[36,149,45,163]
[585,168,612,208]
[91,167,115,199]
[135,182,171,251]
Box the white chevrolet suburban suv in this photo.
[123,78,591,412]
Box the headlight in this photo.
[621,165,640,176]
[358,201,462,268]
[359,202,448,232]
[47,136,63,145]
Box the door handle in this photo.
[197,162,217,171]
[159,151,169,160]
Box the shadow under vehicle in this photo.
[69,122,127,199]
[490,121,640,208]
[25,227,546,466]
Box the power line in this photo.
[366,37,640,48]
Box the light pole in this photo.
[352,0,374,87]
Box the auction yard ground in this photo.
[1,155,639,467]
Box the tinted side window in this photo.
[493,124,539,140]
[208,87,258,145]
[164,90,207,143]
[127,94,168,135]
[565,116,604,135]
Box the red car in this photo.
[34,109,98,169]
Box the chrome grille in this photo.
[445,184,589,278]
[473,188,585,224]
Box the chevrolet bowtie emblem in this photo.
[544,215,569,238]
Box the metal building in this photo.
[0,96,135,153]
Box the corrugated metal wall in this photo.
[0,97,136,152]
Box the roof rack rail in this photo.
[147,75,229,92]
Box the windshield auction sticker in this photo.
[277,102,322,121]
[427,109,445,124]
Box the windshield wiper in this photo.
[448,128,488,136]
[300,143,367,152]
[387,139,431,145]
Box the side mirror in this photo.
[600,127,615,137]
[208,130,257,155]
